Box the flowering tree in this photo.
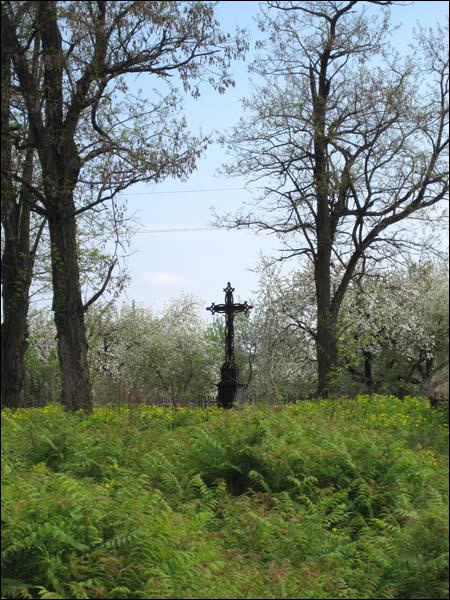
[25,310,59,405]
[249,258,449,399]
[86,296,221,404]
[246,262,317,400]
[339,261,449,395]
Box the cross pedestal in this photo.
[207,282,252,409]
[217,363,244,409]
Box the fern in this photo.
[101,530,141,552]
[0,578,33,599]
[2,398,448,600]
[248,470,272,495]
[35,587,66,600]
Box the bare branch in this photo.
[83,258,117,312]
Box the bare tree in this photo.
[219,1,449,395]
[2,1,247,411]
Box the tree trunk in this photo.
[425,356,433,381]
[48,203,93,412]
[1,153,34,408]
[1,263,31,407]
[315,297,338,396]
[363,349,373,394]
[0,14,30,408]
[313,76,337,396]
[424,356,439,409]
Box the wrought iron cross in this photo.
[207,282,253,364]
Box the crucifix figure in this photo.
[207,282,253,408]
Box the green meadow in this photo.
[1,396,448,599]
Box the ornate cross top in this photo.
[207,282,253,364]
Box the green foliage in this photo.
[2,397,448,599]
[24,346,60,406]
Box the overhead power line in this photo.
[120,186,260,196]
[135,226,227,233]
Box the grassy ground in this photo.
[1,396,449,599]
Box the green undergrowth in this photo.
[1,396,449,599]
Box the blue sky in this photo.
[119,1,449,313]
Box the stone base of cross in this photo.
[217,362,245,409]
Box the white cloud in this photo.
[142,272,188,286]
